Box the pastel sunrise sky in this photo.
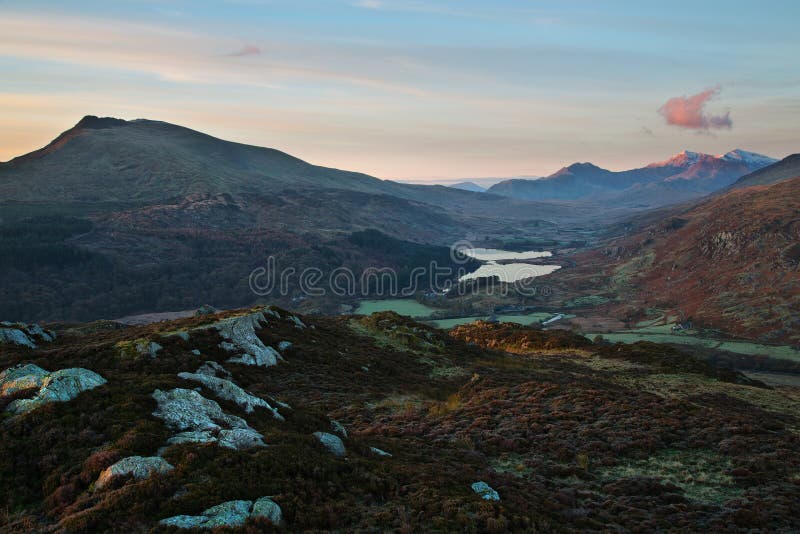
[1,0,798,181]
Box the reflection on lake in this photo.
[459,263,561,283]
[463,248,552,261]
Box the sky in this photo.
[1,1,798,182]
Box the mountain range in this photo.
[0,116,601,322]
[484,149,778,207]
[0,116,575,222]
[448,181,487,193]
[0,115,797,341]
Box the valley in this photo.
[2,119,796,361]
[2,3,799,532]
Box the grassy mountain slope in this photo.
[550,177,800,344]
[0,115,588,222]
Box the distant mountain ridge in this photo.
[0,115,588,223]
[448,181,486,193]
[728,153,800,190]
[487,149,778,207]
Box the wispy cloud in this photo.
[227,44,261,57]
[0,12,426,94]
[658,87,732,130]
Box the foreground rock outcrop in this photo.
[0,323,55,348]
[214,309,283,367]
[178,367,283,419]
[313,431,346,457]
[152,388,266,449]
[0,364,106,415]
[160,497,282,529]
[95,456,174,489]
[471,481,500,501]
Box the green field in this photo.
[355,299,437,318]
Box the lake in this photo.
[459,263,561,283]
[459,248,560,283]
[462,248,552,261]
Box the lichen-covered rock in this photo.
[152,388,247,432]
[96,456,174,489]
[160,497,282,529]
[0,323,55,348]
[330,419,348,438]
[167,430,218,446]
[152,388,265,450]
[0,363,48,397]
[116,339,163,359]
[313,431,346,457]
[159,514,210,529]
[471,481,500,501]
[278,340,293,352]
[4,367,107,415]
[215,310,281,367]
[288,315,306,329]
[24,323,55,342]
[252,497,282,525]
[370,447,392,457]
[195,360,230,378]
[160,500,252,529]
[0,328,36,348]
[175,331,190,341]
[218,428,266,449]
[202,500,253,528]
[178,370,283,420]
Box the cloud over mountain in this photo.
[659,87,732,130]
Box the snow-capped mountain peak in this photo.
[719,149,777,167]
[648,150,706,168]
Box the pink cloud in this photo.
[658,87,732,130]
[227,44,261,57]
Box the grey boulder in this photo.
[96,456,174,488]
[471,481,500,501]
[3,366,106,415]
[160,497,282,529]
[313,431,346,457]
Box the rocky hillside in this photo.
[1,310,800,531]
[551,177,800,344]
